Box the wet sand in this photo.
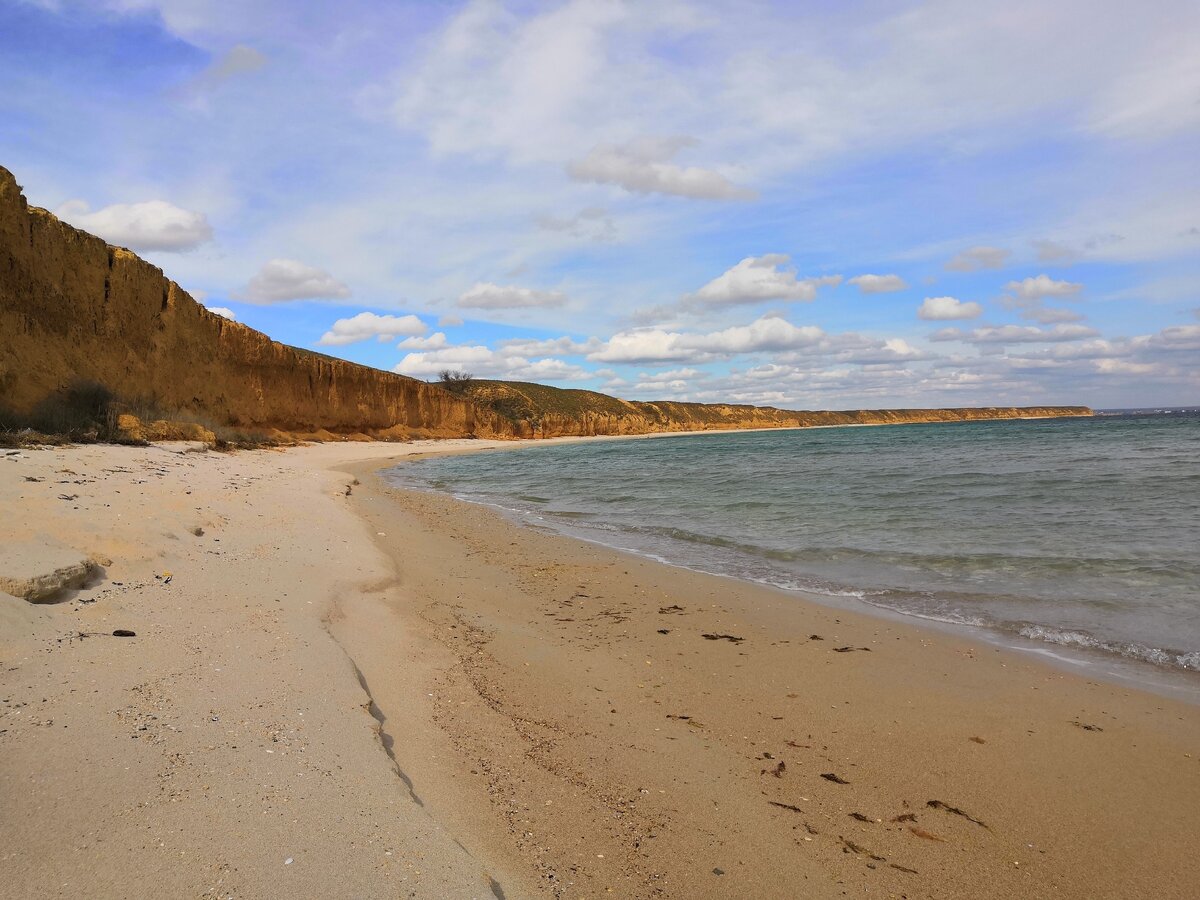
[2,438,1198,899]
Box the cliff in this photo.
[459,380,1092,438]
[0,167,509,440]
[0,165,1091,442]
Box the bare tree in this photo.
[438,370,475,394]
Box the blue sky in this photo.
[2,0,1198,408]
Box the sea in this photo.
[386,409,1200,695]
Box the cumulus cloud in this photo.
[567,137,755,200]
[589,316,825,364]
[240,259,351,303]
[437,313,464,327]
[685,255,840,308]
[316,312,426,346]
[918,296,983,320]
[498,335,601,356]
[204,305,237,321]
[397,332,449,351]
[945,246,1010,272]
[457,282,567,309]
[847,274,908,293]
[1005,274,1083,300]
[394,345,587,381]
[56,199,213,251]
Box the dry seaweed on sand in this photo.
[820,772,850,784]
[926,799,989,829]
[701,632,745,642]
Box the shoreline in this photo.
[3,438,1197,898]
[382,431,1200,705]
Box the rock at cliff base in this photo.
[0,540,99,602]
[116,414,215,446]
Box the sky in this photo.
[2,0,1198,409]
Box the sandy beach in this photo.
[2,438,1198,899]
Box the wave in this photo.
[1014,624,1200,671]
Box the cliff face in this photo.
[0,165,1091,442]
[0,167,510,439]
[460,381,1092,438]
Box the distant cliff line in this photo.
[455,380,1091,439]
[0,165,1091,443]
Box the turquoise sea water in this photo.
[387,411,1200,677]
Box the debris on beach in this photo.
[1071,720,1104,732]
[767,800,805,814]
[840,837,885,861]
[820,772,850,784]
[112,629,137,637]
[908,826,946,842]
[832,646,871,653]
[701,633,744,643]
[926,799,988,829]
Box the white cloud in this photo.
[590,316,825,364]
[931,323,1100,344]
[1005,274,1083,300]
[394,344,587,381]
[918,296,983,320]
[1020,305,1084,324]
[56,199,213,251]
[686,255,840,308]
[397,331,449,350]
[945,246,1010,272]
[204,305,237,321]
[847,274,908,293]
[240,259,351,303]
[1088,29,1200,139]
[567,137,755,200]
[457,282,567,309]
[497,335,600,356]
[316,312,426,346]
[437,313,465,327]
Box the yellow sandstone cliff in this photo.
[0,165,1091,441]
[0,166,507,440]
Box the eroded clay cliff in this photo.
[0,167,508,440]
